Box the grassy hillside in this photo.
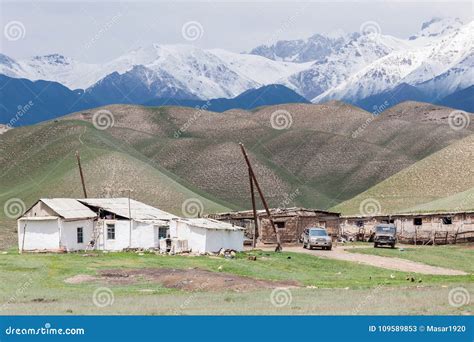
[0,120,230,247]
[332,133,474,215]
[1,101,472,247]
[65,101,472,210]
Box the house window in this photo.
[413,218,423,226]
[158,226,168,239]
[356,220,364,227]
[275,221,285,229]
[77,227,83,244]
[107,224,115,240]
[442,217,453,225]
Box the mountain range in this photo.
[0,17,472,126]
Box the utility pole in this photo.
[75,151,88,198]
[239,143,282,252]
[127,189,132,248]
[248,168,259,248]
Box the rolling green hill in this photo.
[1,101,472,247]
[332,133,474,215]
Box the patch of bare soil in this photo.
[65,268,300,292]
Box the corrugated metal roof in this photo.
[174,218,245,231]
[40,198,97,220]
[78,198,178,221]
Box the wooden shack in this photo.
[341,211,474,244]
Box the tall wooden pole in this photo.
[248,168,259,248]
[75,151,88,198]
[239,143,282,252]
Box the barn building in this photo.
[208,207,340,244]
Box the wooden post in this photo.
[248,168,259,248]
[239,143,282,252]
[75,151,88,198]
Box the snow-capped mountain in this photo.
[0,17,472,111]
[249,33,346,63]
[285,32,409,99]
[0,45,309,99]
[314,19,473,104]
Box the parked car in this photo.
[373,224,397,248]
[302,227,332,250]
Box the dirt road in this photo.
[275,246,468,276]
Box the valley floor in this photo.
[0,245,472,315]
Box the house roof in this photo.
[32,198,97,220]
[174,218,245,231]
[78,198,178,221]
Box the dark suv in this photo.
[373,224,397,248]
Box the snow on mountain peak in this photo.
[410,17,465,40]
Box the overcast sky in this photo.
[0,1,472,63]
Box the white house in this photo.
[78,198,177,251]
[18,198,97,252]
[169,218,245,253]
[18,198,178,252]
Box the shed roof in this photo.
[174,218,245,231]
[25,198,97,220]
[210,207,340,219]
[78,198,178,221]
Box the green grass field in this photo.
[0,249,472,315]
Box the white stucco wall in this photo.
[170,220,244,253]
[205,229,244,252]
[96,220,164,250]
[18,219,60,252]
[60,219,94,252]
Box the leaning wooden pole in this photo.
[75,151,88,198]
[248,168,259,248]
[239,143,282,252]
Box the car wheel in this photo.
[327,246,332,251]
[307,245,312,250]
[391,243,395,249]
[303,242,307,249]
[374,243,378,248]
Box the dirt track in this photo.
[276,246,468,276]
